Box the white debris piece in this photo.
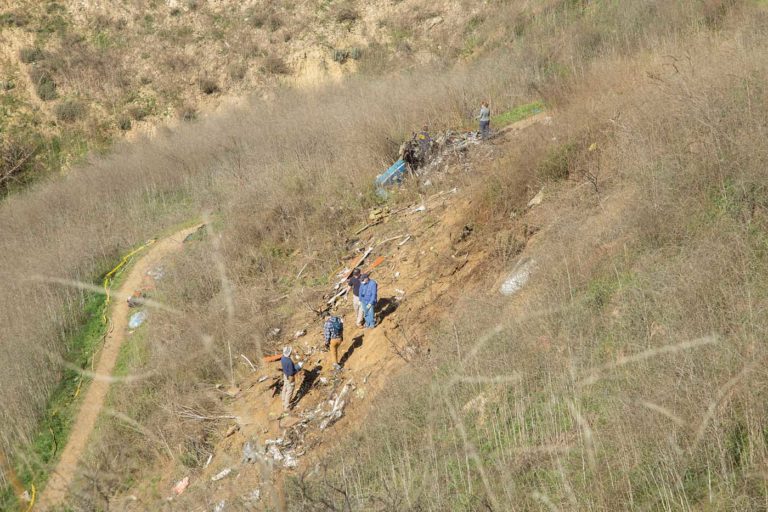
[244,489,261,504]
[128,311,147,329]
[527,190,544,207]
[500,259,535,297]
[242,440,259,464]
[294,330,306,339]
[211,467,232,482]
[147,266,165,281]
[320,382,353,430]
[213,500,226,512]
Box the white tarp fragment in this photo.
[128,311,147,329]
[500,259,534,296]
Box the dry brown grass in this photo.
[3,0,767,509]
[283,7,768,511]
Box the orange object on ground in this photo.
[365,256,385,273]
[262,353,282,363]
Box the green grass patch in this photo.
[0,291,108,511]
[491,100,545,127]
[0,253,140,510]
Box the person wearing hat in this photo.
[347,267,364,327]
[358,273,378,328]
[280,346,303,412]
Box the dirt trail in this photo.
[37,225,202,510]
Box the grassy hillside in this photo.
[2,0,768,510]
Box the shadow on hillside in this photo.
[293,365,322,408]
[339,335,363,366]
[376,296,400,323]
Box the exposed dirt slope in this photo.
[38,224,202,511]
[123,117,550,510]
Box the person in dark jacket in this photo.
[280,346,302,411]
[347,268,363,327]
[358,273,378,328]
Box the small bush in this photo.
[263,55,290,75]
[228,63,247,81]
[117,115,132,131]
[332,49,350,64]
[19,47,45,64]
[29,68,57,101]
[0,11,29,27]
[336,5,360,23]
[198,77,220,95]
[128,105,149,121]
[54,100,87,123]
[178,104,196,121]
[536,142,577,181]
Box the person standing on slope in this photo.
[416,125,432,166]
[322,311,344,371]
[347,267,364,327]
[477,101,491,139]
[280,346,302,412]
[358,273,378,329]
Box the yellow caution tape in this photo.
[101,239,156,324]
[23,483,35,512]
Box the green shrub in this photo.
[29,68,57,101]
[54,100,87,123]
[536,142,577,181]
[117,115,132,131]
[19,47,44,64]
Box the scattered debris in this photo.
[268,327,281,338]
[457,224,474,243]
[500,258,534,296]
[240,354,257,372]
[243,489,261,504]
[211,467,232,482]
[204,454,213,468]
[412,205,426,213]
[127,290,144,308]
[320,382,353,430]
[172,476,189,496]
[294,329,306,339]
[242,440,259,464]
[128,311,147,329]
[257,376,269,383]
[147,266,165,281]
[183,224,207,243]
[527,189,544,207]
[398,236,411,246]
[213,500,226,512]
[375,159,406,188]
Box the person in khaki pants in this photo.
[280,346,302,412]
[322,311,344,371]
[347,268,364,327]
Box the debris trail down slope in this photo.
[37,224,202,510]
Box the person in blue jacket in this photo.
[358,273,378,328]
[280,346,303,412]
